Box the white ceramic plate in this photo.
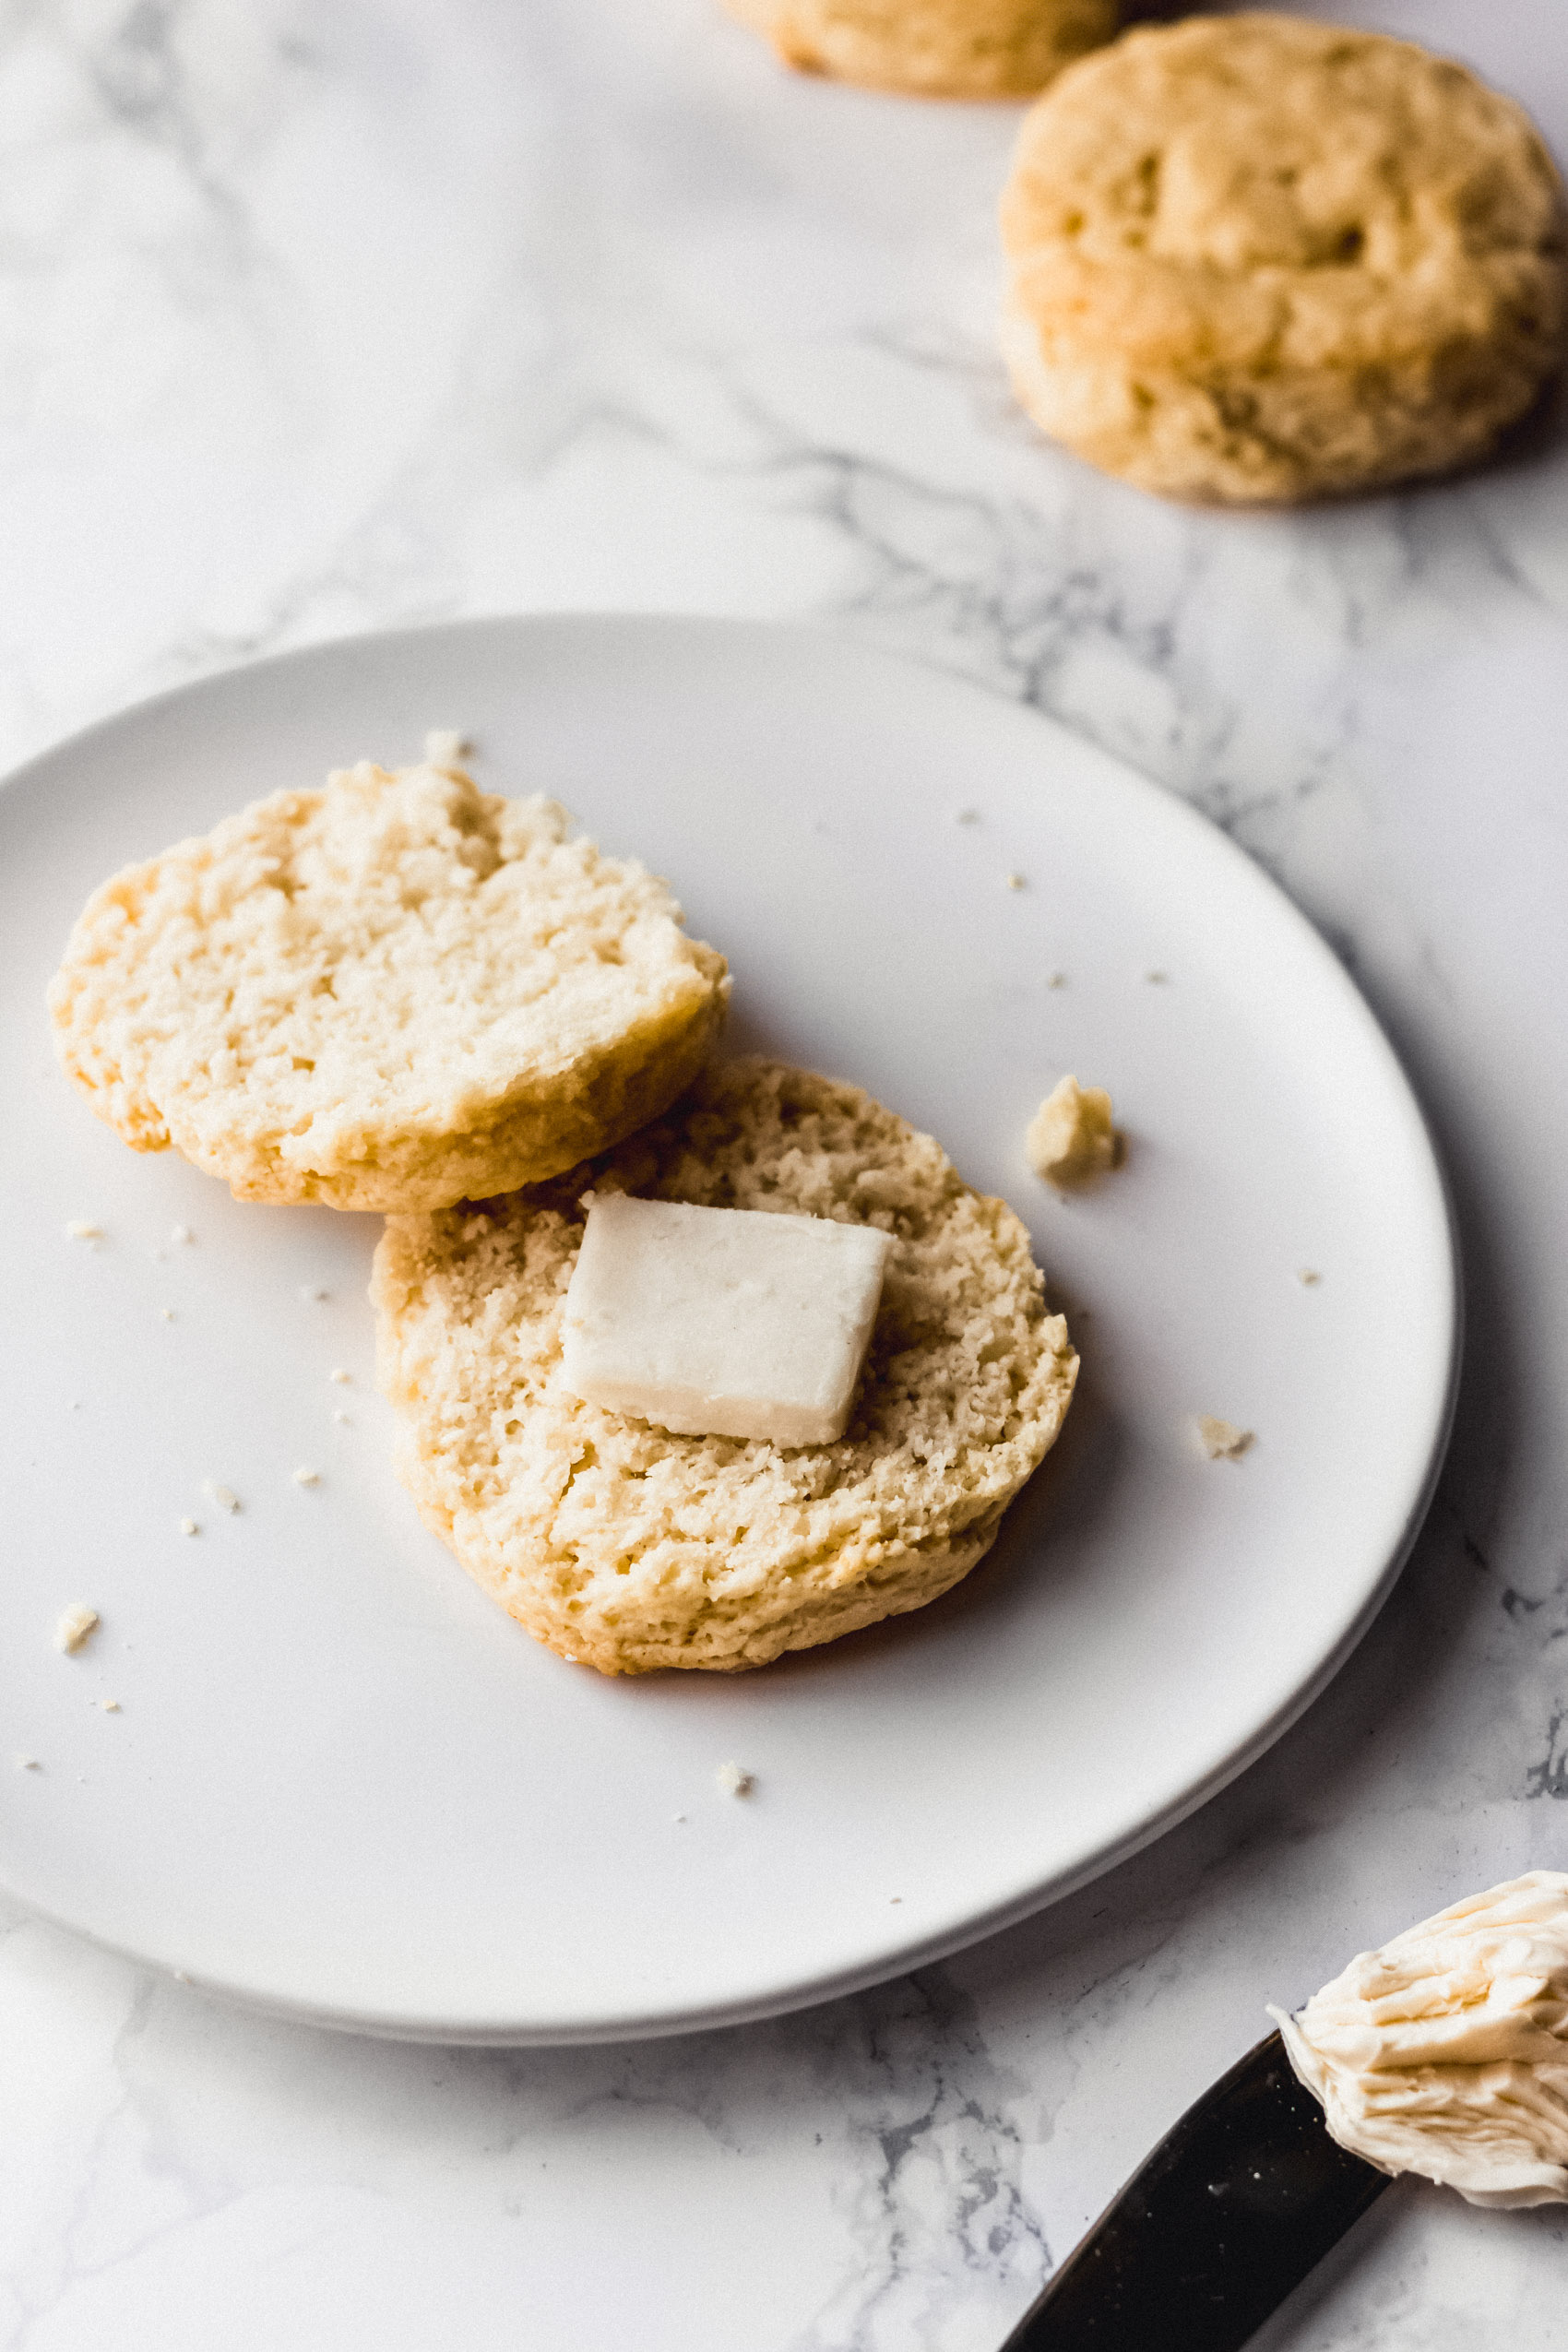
[0,617,1456,2043]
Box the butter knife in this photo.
[999,2029,1389,2351]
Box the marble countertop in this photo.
[3,1,1566,2344]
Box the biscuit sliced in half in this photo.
[1001,13,1568,502]
[49,754,730,1212]
[724,0,1117,100]
[373,1058,1078,1675]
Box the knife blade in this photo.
[998,2029,1390,2351]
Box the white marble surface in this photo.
[3,0,1567,2342]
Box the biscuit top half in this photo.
[48,756,729,1209]
[1003,12,1567,369]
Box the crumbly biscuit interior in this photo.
[49,758,728,1208]
[374,1060,1077,1673]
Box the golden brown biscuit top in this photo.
[1003,12,1567,369]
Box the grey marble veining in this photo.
[3,2,1566,2345]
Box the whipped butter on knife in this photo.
[1270,1870,1568,2208]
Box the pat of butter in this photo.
[560,1195,893,1446]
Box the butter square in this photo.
[559,1194,893,1446]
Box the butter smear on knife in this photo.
[1270,1870,1568,2207]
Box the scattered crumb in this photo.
[1004,871,1027,891]
[172,1225,194,1244]
[1027,1075,1122,1188]
[1197,1415,1254,1461]
[15,1756,40,1772]
[890,1896,903,1905]
[672,1813,688,1824]
[955,808,980,825]
[1145,969,1169,984]
[716,1762,754,1799]
[329,1368,351,1384]
[423,729,469,768]
[101,1700,121,1714]
[292,1467,320,1487]
[172,1969,191,1985]
[69,1400,81,1412]
[1048,971,1067,989]
[332,1409,350,1425]
[159,1306,175,1322]
[55,1604,100,1654]
[178,1517,199,1537]
[1296,1268,1322,1287]
[206,1482,241,1513]
[300,1285,329,1302]
[65,1219,101,1241]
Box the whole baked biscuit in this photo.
[1000,13,1568,502]
[49,754,729,1212]
[373,1058,1077,1674]
[724,0,1117,100]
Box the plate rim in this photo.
[0,612,1462,2043]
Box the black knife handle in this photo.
[999,2030,1389,2352]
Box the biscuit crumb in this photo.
[1048,971,1066,989]
[890,1896,902,1905]
[65,1219,101,1241]
[1005,872,1027,891]
[172,1225,194,1244]
[178,1517,199,1536]
[332,1410,350,1425]
[159,1306,175,1322]
[301,1285,329,1302]
[423,730,469,768]
[956,808,980,826]
[672,1813,688,1824]
[1297,1268,1322,1287]
[716,1762,754,1798]
[1197,1416,1253,1461]
[329,1368,351,1384]
[292,1467,320,1486]
[101,1699,121,1713]
[55,1603,100,1654]
[207,1482,241,1513]
[1027,1075,1121,1188]
[1145,969,1169,984]
[16,1756,40,1771]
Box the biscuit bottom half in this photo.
[372,1058,1078,1674]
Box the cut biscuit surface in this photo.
[1001,13,1568,502]
[724,0,1117,100]
[373,1058,1078,1675]
[49,755,729,1212]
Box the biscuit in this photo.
[49,754,729,1212]
[1000,14,1568,502]
[372,1058,1077,1674]
[725,0,1117,101]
